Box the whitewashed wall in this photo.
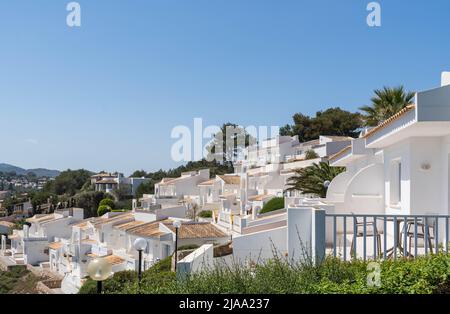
[232,226,287,263]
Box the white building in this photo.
[326,73,450,217]
[3,208,84,266]
[154,169,210,199]
[92,172,149,196]
[52,209,228,293]
[286,72,450,262]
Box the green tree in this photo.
[286,162,345,198]
[205,123,254,164]
[99,198,115,209]
[130,170,147,178]
[74,191,108,218]
[359,86,415,126]
[135,181,154,199]
[281,107,362,142]
[44,169,93,196]
[97,205,111,216]
[30,191,57,210]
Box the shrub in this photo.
[305,149,319,160]
[97,205,111,216]
[78,252,450,295]
[99,198,115,209]
[73,191,108,218]
[260,197,284,214]
[78,256,174,294]
[178,244,200,251]
[198,210,212,218]
[0,267,30,293]
[78,270,137,294]
[115,199,132,211]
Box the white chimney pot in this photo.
[441,71,450,87]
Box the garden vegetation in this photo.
[78,253,450,294]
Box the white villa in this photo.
[285,72,450,262]
[210,134,352,233]
[177,72,450,275]
[154,169,210,199]
[320,73,450,216]
[92,172,149,196]
[46,207,228,293]
[1,208,84,266]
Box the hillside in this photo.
[0,163,60,178]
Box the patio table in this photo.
[382,216,415,258]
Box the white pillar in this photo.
[1,235,6,253]
[287,206,326,264]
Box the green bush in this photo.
[78,253,450,294]
[115,199,132,211]
[305,149,319,160]
[78,256,174,294]
[260,197,284,214]
[97,205,111,216]
[78,270,137,294]
[99,198,115,209]
[178,244,200,251]
[0,267,30,294]
[198,210,212,218]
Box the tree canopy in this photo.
[205,123,254,164]
[280,107,363,142]
[43,169,93,196]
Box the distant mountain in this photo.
[0,163,60,178]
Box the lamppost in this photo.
[172,220,181,274]
[133,237,147,290]
[87,257,112,294]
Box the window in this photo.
[390,161,401,205]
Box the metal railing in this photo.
[325,214,450,261]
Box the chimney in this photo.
[441,72,450,87]
[23,224,29,238]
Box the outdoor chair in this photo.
[350,214,382,258]
[403,216,435,256]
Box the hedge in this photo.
[260,197,284,214]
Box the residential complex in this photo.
[1,72,450,294]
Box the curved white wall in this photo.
[342,163,385,214]
[326,171,353,203]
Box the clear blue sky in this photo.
[1,0,449,175]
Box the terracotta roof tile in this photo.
[363,104,416,139]
[0,221,14,228]
[248,194,272,201]
[114,220,145,231]
[127,219,172,238]
[48,242,63,250]
[92,213,133,228]
[86,254,125,266]
[26,214,56,223]
[329,145,352,161]
[218,175,240,185]
[166,222,227,239]
[198,179,216,186]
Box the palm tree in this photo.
[360,86,415,126]
[285,162,345,198]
